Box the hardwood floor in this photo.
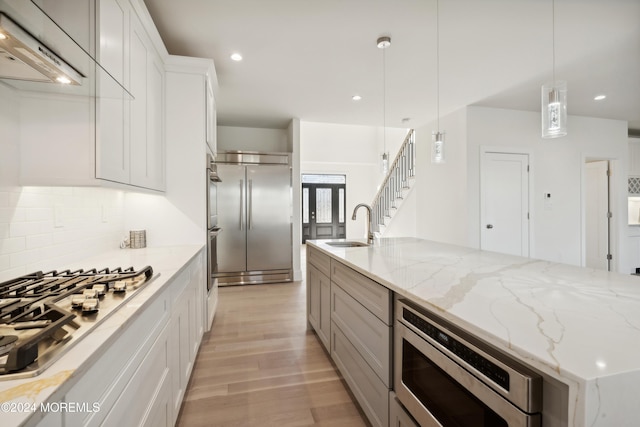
[176,274,369,426]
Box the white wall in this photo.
[414,109,471,246]
[217,125,289,152]
[300,121,408,240]
[466,107,628,271]
[413,106,629,272]
[288,119,302,280]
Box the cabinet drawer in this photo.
[331,259,392,325]
[332,283,391,386]
[308,247,331,277]
[65,291,169,426]
[332,323,389,427]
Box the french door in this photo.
[302,175,346,243]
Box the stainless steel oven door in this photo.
[207,227,221,292]
[394,321,541,427]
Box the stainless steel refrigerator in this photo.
[214,151,293,286]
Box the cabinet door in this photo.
[307,264,321,333]
[96,0,130,184]
[206,75,217,155]
[130,14,165,191]
[98,0,128,86]
[307,263,331,352]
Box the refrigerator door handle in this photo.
[240,179,244,230]
[248,179,253,230]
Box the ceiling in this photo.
[144,0,640,132]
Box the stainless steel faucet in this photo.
[352,203,375,244]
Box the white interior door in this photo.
[585,160,610,270]
[480,152,530,256]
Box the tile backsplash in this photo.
[0,186,125,281]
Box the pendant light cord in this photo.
[552,0,556,83]
[436,0,440,131]
[383,44,386,154]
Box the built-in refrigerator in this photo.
[214,151,293,285]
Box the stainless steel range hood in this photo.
[0,12,83,85]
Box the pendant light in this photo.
[378,36,391,174]
[541,0,567,138]
[432,0,445,163]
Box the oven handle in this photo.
[394,321,540,427]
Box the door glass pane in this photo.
[303,188,309,223]
[316,188,332,223]
[339,188,345,223]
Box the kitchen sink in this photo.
[325,241,369,248]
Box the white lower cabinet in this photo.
[60,250,205,427]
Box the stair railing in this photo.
[371,129,416,231]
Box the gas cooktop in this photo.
[0,266,155,380]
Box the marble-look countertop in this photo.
[0,244,204,427]
[308,237,640,427]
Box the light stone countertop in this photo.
[308,237,640,427]
[0,244,204,427]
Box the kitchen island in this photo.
[307,237,640,427]
[0,244,207,427]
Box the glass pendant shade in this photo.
[431,131,445,164]
[381,152,389,174]
[541,81,567,138]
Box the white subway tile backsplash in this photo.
[10,248,42,268]
[9,221,41,238]
[26,207,53,222]
[0,186,127,281]
[0,192,8,207]
[1,237,26,254]
[26,234,53,250]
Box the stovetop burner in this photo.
[0,266,155,380]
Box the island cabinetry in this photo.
[329,258,392,427]
[306,247,331,352]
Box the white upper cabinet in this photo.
[97,0,129,86]
[129,13,165,190]
[96,0,131,185]
[206,75,217,155]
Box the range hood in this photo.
[0,12,83,85]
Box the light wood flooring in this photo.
[176,274,369,426]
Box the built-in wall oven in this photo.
[207,154,221,292]
[394,298,542,427]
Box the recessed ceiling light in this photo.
[352,95,362,101]
[230,53,243,61]
[594,94,606,101]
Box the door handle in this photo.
[486,224,494,229]
[248,179,253,230]
[240,179,244,230]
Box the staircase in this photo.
[372,129,416,236]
